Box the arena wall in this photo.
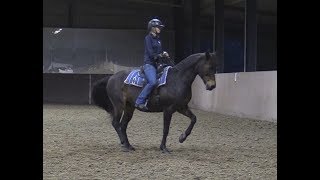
[189,71,277,122]
[43,71,277,122]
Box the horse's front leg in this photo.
[160,107,174,153]
[177,106,197,143]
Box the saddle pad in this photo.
[124,66,172,88]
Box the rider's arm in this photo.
[145,36,162,62]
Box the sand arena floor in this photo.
[43,104,277,179]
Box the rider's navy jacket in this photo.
[144,33,162,67]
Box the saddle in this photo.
[139,63,168,79]
[124,64,172,106]
[139,56,174,78]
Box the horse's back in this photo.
[108,70,130,85]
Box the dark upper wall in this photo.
[43,0,175,30]
[43,0,277,72]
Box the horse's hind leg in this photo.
[111,106,125,145]
[120,105,135,151]
[177,106,197,143]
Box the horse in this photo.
[92,51,217,153]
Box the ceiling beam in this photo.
[127,0,183,8]
[226,0,244,5]
[201,4,277,17]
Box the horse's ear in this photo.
[205,51,211,60]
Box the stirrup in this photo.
[135,104,148,111]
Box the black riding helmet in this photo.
[147,18,164,31]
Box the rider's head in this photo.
[148,18,164,35]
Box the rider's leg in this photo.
[135,64,157,108]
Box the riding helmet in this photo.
[147,18,165,31]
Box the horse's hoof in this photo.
[179,133,187,143]
[160,146,171,154]
[122,145,135,152]
[128,145,135,151]
[162,148,171,154]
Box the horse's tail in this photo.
[91,75,113,116]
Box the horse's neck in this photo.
[179,66,198,85]
[175,59,199,86]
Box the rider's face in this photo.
[155,27,161,33]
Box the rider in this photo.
[135,18,169,111]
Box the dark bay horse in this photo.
[92,52,217,153]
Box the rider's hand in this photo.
[163,51,169,58]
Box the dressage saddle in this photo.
[139,63,168,79]
[139,56,174,79]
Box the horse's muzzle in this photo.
[206,81,216,90]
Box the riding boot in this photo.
[135,100,149,111]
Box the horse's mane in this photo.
[174,53,203,71]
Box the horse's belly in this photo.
[145,95,164,112]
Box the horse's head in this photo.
[197,51,217,90]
